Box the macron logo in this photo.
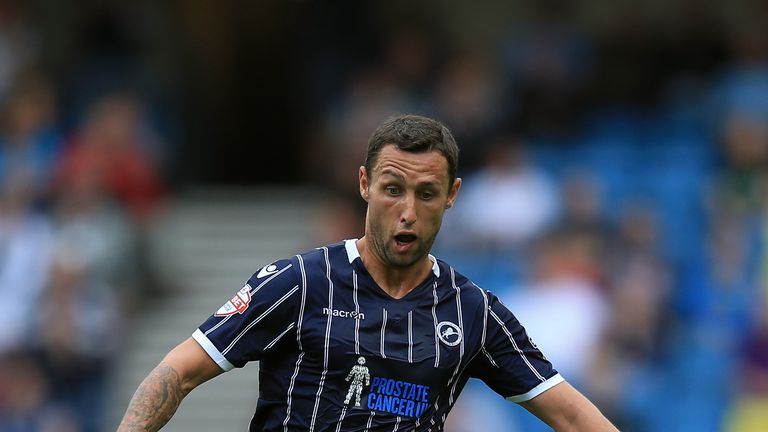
[323,307,365,320]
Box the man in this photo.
[118,115,618,431]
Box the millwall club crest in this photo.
[436,321,462,347]
[215,285,252,316]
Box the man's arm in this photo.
[117,337,224,432]
[520,381,619,432]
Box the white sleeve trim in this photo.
[193,328,235,372]
[505,373,565,403]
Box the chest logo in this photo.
[343,356,432,417]
[344,357,371,407]
[437,321,462,347]
[323,307,365,320]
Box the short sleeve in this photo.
[193,258,300,371]
[469,292,564,403]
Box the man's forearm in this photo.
[552,393,618,432]
[117,363,190,432]
[557,404,618,432]
[521,381,619,432]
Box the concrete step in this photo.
[109,364,261,432]
[106,188,321,432]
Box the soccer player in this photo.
[117,115,618,431]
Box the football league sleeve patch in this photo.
[194,258,300,370]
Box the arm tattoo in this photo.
[117,364,190,432]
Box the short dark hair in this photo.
[365,114,459,185]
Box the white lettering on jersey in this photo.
[323,307,365,320]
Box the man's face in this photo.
[360,144,461,269]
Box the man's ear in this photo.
[359,166,369,202]
[446,177,462,209]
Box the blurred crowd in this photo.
[0,4,166,431]
[306,3,768,432]
[0,1,767,431]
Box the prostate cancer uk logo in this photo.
[344,356,431,418]
[215,285,252,316]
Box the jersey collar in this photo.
[344,238,440,278]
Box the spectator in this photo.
[432,52,503,171]
[51,162,136,293]
[555,171,613,282]
[38,246,120,432]
[710,113,768,213]
[0,1,40,101]
[448,136,559,251]
[713,24,768,125]
[0,352,62,432]
[314,69,412,195]
[55,92,164,222]
[502,231,609,432]
[0,73,62,202]
[0,169,53,354]
[587,203,671,431]
[726,313,768,431]
[505,231,609,382]
[499,0,591,136]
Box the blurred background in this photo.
[0,0,766,431]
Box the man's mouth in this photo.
[394,234,417,245]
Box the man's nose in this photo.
[400,193,417,225]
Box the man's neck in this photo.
[355,237,433,299]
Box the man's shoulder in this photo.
[243,242,347,296]
[434,258,475,286]
[245,243,343,285]
[434,258,491,305]
[283,241,354,280]
[293,240,348,264]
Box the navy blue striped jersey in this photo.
[194,240,562,431]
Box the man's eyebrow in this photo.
[379,169,442,188]
[379,169,405,181]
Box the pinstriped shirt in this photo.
[194,240,562,431]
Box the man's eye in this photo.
[385,186,400,195]
[420,191,434,200]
